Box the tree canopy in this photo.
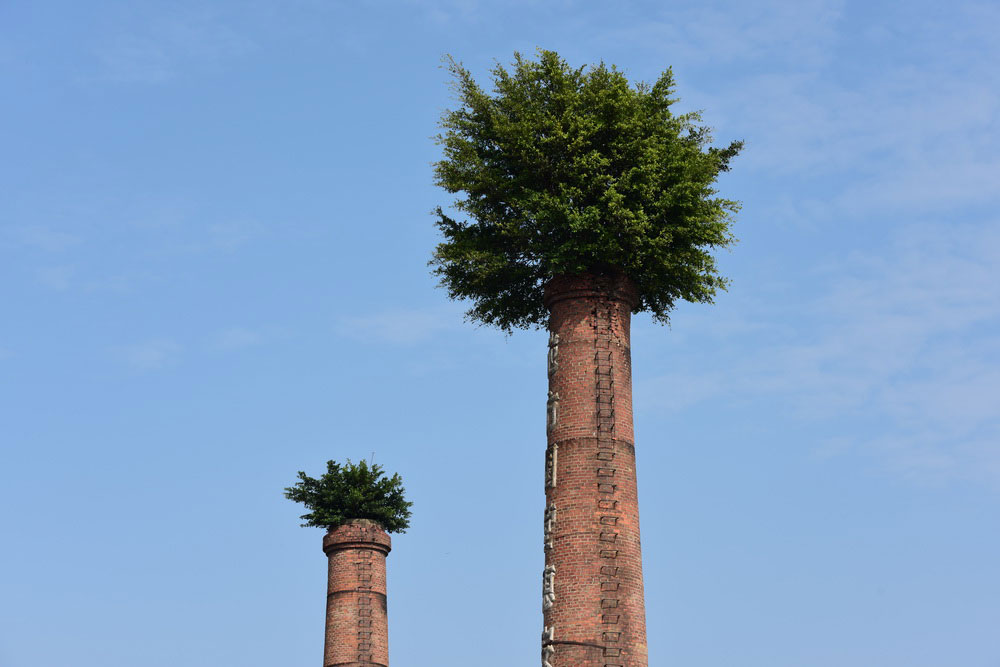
[284,459,413,533]
[432,50,743,332]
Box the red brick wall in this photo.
[323,520,392,667]
[542,273,648,667]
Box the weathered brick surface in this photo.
[542,273,648,667]
[323,520,392,667]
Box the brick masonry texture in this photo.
[323,520,392,667]
[542,273,648,667]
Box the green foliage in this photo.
[284,459,413,533]
[432,50,743,332]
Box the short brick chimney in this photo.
[541,273,648,667]
[322,520,392,667]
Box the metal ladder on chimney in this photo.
[594,303,624,666]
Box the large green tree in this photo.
[432,50,742,332]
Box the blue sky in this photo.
[2,1,998,665]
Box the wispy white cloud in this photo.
[167,219,267,253]
[94,35,173,84]
[32,264,156,294]
[717,69,1000,191]
[204,220,264,250]
[209,326,270,351]
[335,306,460,345]
[601,0,844,71]
[8,226,83,252]
[117,338,182,371]
[589,0,1000,222]
[88,9,254,84]
[638,221,1000,485]
[400,0,571,26]
[35,265,76,291]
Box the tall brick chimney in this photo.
[322,520,392,667]
[541,273,648,667]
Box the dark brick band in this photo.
[327,590,388,602]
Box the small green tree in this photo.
[284,459,413,533]
[432,50,743,332]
